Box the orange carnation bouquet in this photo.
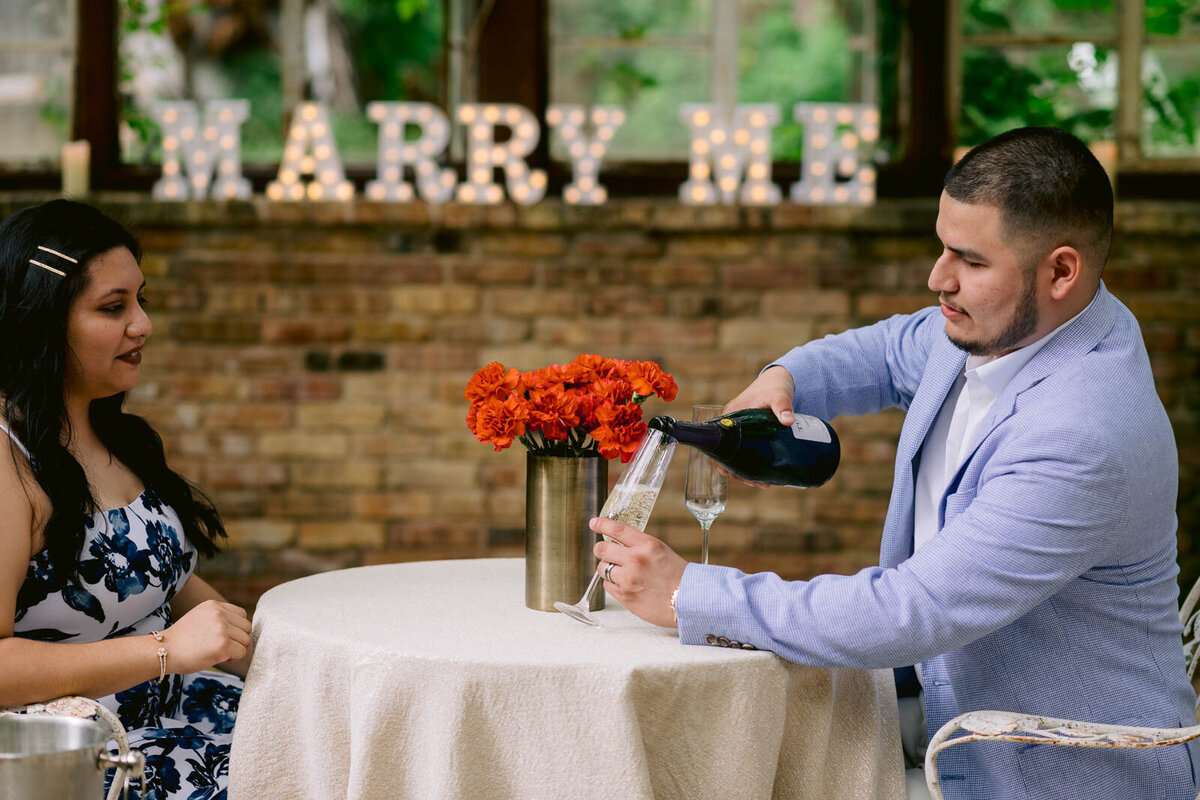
[465,354,678,462]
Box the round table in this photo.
[229,559,903,800]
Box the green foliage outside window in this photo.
[959,45,1116,148]
[738,5,855,161]
[119,0,442,165]
[1145,0,1200,35]
[329,0,443,161]
[225,49,285,164]
[959,0,1200,157]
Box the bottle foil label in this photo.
[790,414,831,444]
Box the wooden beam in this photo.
[476,0,548,165]
[961,34,1117,47]
[476,0,546,112]
[73,0,119,188]
[878,0,953,197]
[1116,0,1145,167]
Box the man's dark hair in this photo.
[943,126,1114,276]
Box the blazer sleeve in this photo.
[769,306,943,420]
[675,421,1133,668]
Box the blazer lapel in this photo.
[943,285,1119,496]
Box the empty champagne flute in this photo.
[554,428,676,628]
[684,404,728,564]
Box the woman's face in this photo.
[64,246,152,402]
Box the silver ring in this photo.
[603,562,616,583]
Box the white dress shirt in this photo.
[913,298,1095,553]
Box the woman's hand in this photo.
[592,517,687,628]
[216,639,254,679]
[162,599,251,675]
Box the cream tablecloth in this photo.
[229,558,904,800]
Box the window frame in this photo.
[4,0,1195,199]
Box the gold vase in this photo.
[525,453,608,612]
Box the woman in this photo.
[0,200,251,799]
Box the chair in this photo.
[924,575,1200,800]
[1,695,142,800]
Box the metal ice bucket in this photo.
[0,714,142,800]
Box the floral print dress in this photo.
[14,487,242,800]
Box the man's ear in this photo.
[1045,245,1083,301]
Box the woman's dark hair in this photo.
[0,199,224,579]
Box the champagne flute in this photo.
[684,404,728,565]
[554,428,676,628]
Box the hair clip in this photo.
[28,259,66,277]
[28,245,79,278]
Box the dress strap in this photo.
[0,422,32,461]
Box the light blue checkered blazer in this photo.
[676,285,1199,799]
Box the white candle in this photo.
[61,140,91,197]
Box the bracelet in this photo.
[669,585,680,624]
[150,631,167,684]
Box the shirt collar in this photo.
[963,291,1098,397]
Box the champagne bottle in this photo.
[647,408,839,488]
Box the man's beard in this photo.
[948,271,1039,356]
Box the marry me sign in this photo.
[150,99,879,207]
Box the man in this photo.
[592,127,1198,800]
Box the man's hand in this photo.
[718,365,798,487]
[724,365,795,426]
[592,517,687,628]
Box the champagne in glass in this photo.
[683,405,728,564]
[554,429,676,627]
[599,483,660,531]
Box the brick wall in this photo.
[3,195,1197,607]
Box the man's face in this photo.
[929,192,1044,357]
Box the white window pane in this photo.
[739,0,871,161]
[550,0,871,162]
[551,0,711,40]
[550,45,709,161]
[550,0,712,161]
[0,52,72,166]
[0,0,72,41]
[0,0,74,168]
